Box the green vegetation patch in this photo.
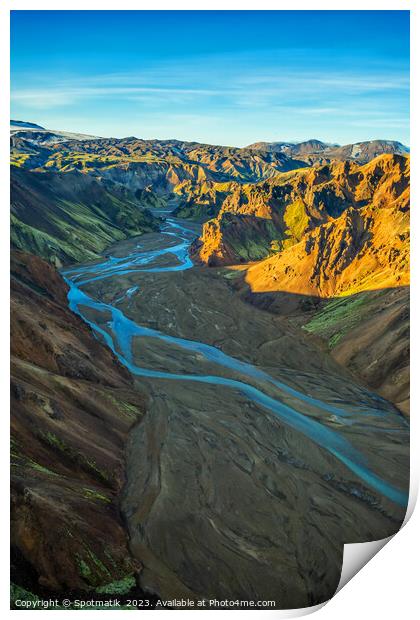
[28,459,61,477]
[95,575,136,596]
[269,239,283,254]
[82,488,112,504]
[11,169,159,266]
[11,154,31,168]
[77,557,93,581]
[303,293,371,349]
[11,438,61,477]
[282,199,310,249]
[229,237,272,261]
[105,394,140,420]
[76,548,112,586]
[224,217,278,262]
[10,583,39,608]
[44,151,164,172]
[84,458,110,485]
[11,212,99,266]
[222,269,243,280]
[39,430,110,485]
[43,431,68,452]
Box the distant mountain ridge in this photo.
[10,120,45,130]
[11,121,409,165]
[10,120,99,144]
[11,121,409,223]
[247,138,409,163]
[246,139,338,156]
[10,124,310,194]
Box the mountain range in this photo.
[246,138,409,163]
[10,121,410,605]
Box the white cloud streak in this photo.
[11,70,409,110]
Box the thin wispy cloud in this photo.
[11,68,408,107]
[11,85,226,108]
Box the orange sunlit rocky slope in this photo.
[194,154,410,299]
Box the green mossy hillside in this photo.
[303,293,371,349]
[11,167,160,265]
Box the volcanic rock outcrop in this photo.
[193,154,409,273]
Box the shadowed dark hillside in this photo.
[11,250,150,596]
[233,279,409,416]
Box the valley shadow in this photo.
[234,279,409,415]
[236,278,409,318]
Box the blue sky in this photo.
[10,10,409,146]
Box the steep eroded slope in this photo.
[11,250,148,595]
